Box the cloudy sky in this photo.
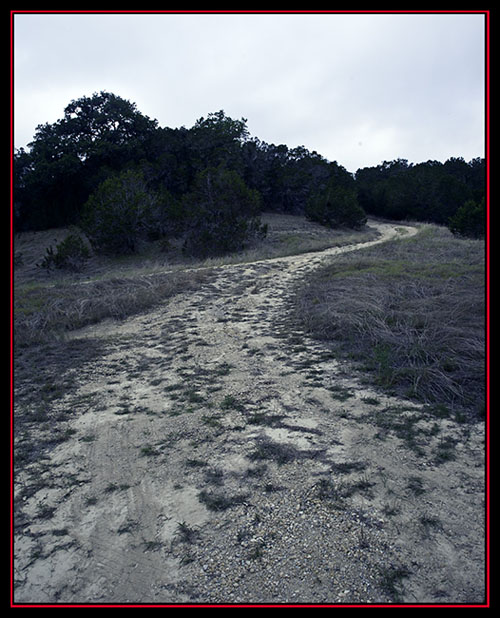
[13,11,486,173]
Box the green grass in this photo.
[289,224,485,419]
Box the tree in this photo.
[354,158,485,225]
[306,181,367,229]
[188,110,249,175]
[448,197,486,239]
[181,166,266,258]
[15,92,159,230]
[80,168,172,254]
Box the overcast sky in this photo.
[13,11,486,173]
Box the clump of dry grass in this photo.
[13,269,214,348]
[290,224,485,418]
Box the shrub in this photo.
[80,168,174,254]
[39,233,90,271]
[306,182,367,229]
[448,197,485,239]
[181,166,267,258]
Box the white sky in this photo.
[12,11,486,173]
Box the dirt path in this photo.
[13,221,485,605]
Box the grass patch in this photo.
[289,224,485,419]
[220,394,245,412]
[198,489,248,512]
[248,437,323,466]
[378,565,411,602]
[13,268,214,348]
[13,213,379,349]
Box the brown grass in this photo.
[289,224,485,419]
[13,269,214,348]
[12,213,380,348]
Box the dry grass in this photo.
[289,224,486,419]
[12,213,380,348]
[13,269,214,348]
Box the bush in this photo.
[81,168,173,254]
[448,197,485,239]
[39,233,90,271]
[306,182,367,229]
[182,166,267,258]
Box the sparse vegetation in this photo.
[12,212,486,605]
[13,213,379,349]
[13,267,213,348]
[39,232,90,271]
[198,489,248,512]
[378,564,411,602]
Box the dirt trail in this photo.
[13,221,485,605]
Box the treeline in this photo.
[356,157,486,237]
[13,91,486,254]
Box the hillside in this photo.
[12,215,486,605]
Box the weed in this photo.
[378,564,411,602]
[185,458,207,468]
[163,382,185,394]
[247,412,285,427]
[248,540,265,560]
[198,490,248,512]
[212,362,234,376]
[248,437,318,466]
[220,394,245,412]
[184,389,206,405]
[204,467,224,486]
[201,414,223,428]
[419,512,442,537]
[117,520,138,535]
[329,385,354,401]
[434,436,458,464]
[245,464,268,479]
[143,540,163,551]
[406,476,426,496]
[314,478,347,507]
[361,396,381,405]
[330,461,367,474]
[104,482,130,493]
[371,406,426,456]
[382,499,401,517]
[176,521,201,544]
[36,505,56,520]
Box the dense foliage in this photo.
[14,91,486,253]
[181,166,266,258]
[355,157,486,236]
[80,168,172,254]
[305,182,367,229]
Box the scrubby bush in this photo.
[39,233,90,271]
[81,168,175,254]
[448,197,485,239]
[306,182,367,229]
[181,166,267,258]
